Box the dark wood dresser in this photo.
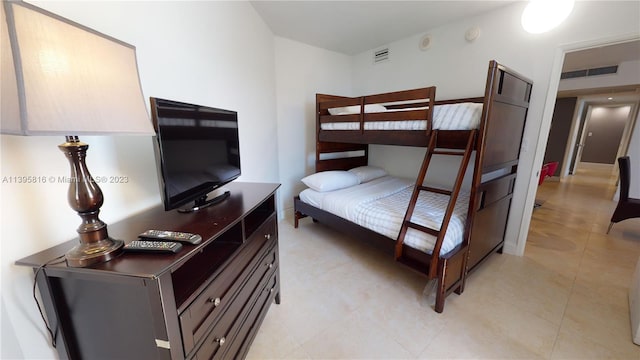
[17,182,280,360]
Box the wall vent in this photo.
[374,48,389,64]
[561,65,618,79]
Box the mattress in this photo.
[321,102,482,131]
[299,176,469,255]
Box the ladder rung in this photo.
[405,221,440,236]
[396,129,476,271]
[418,185,452,196]
[433,150,465,156]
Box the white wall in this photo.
[350,1,640,255]
[274,37,352,217]
[0,1,278,358]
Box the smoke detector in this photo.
[419,34,432,51]
[465,26,481,42]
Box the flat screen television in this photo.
[150,97,241,212]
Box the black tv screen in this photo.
[150,97,241,212]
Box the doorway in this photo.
[544,40,640,184]
[514,37,640,256]
[568,102,638,176]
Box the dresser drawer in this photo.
[194,246,278,360]
[221,271,279,359]
[180,215,276,356]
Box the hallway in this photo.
[526,162,640,357]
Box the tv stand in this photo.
[16,182,280,360]
[178,190,231,213]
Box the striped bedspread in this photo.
[299,176,469,255]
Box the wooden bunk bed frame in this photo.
[294,60,533,312]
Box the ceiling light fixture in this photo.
[521,0,575,34]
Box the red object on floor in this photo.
[546,161,559,178]
[538,164,550,186]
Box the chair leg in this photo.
[607,222,614,234]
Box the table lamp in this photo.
[1,1,154,267]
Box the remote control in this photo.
[139,230,202,245]
[123,240,183,254]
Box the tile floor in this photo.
[247,164,640,359]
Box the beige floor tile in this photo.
[273,268,363,345]
[558,278,638,357]
[608,219,640,240]
[350,279,450,357]
[524,238,586,278]
[463,254,574,326]
[247,341,311,360]
[587,231,640,258]
[300,310,415,359]
[245,303,305,359]
[577,248,640,289]
[442,276,559,358]
[418,308,546,359]
[552,324,640,360]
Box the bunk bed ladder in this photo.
[395,129,477,279]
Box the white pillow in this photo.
[328,104,387,115]
[301,171,360,192]
[348,166,388,183]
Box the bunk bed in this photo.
[293,60,533,312]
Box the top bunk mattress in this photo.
[299,175,470,256]
[321,102,483,131]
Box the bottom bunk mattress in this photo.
[298,175,470,255]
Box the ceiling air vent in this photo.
[561,69,588,79]
[374,48,389,64]
[587,65,618,76]
[561,65,618,79]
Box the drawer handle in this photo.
[208,297,221,307]
[265,262,274,269]
[264,234,271,240]
[215,337,226,346]
[265,286,274,294]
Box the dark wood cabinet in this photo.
[467,174,515,270]
[17,182,281,360]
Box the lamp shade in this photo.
[1,1,153,136]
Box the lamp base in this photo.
[59,136,123,268]
[65,237,124,268]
